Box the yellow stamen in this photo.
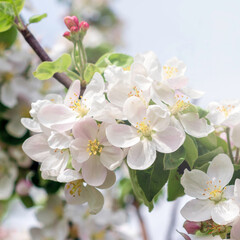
[87,139,103,156]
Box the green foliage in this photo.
[20,195,34,208]
[29,13,47,24]
[164,147,186,170]
[0,25,17,48]
[167,169,185,201]
[128,153,169,211]
[0,2,14,32]
[33,54,72,80]
[196,106,209,119]
[84,63,101,83]
[118,178,134,207]
[183,135,198,168]
[1,0,25,13]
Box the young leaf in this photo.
[29,13,47,24]
[84,63,101,83]
[0,25,17,48]
[167,169,185,201]
[197,132,218,151]
[0,2,14,32]
[196,106,209,119]
[0,0,25,13]
[108,53,134,68]
[163,147,186,170]
[183,135,198,168]
[33,53,72,80]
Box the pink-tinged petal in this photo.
[211,200,239,225]
[72,117,98,139]
[98,170,116,189]
[64,80,80,107]
[64,180,88,205]
[231,123,240,148]
[123,96,147,126]
[151,82,175,106]
[82,156,107,186]
[57,169,82,183]
[166,76,188,90]
[70,138,89,163]
[153,126,185,153]
[48,131,73,149]
[100,146,124,170]
[207,154,234,188]
[85,185,104,214]
[179,113,214,138]
[231,216,240,240]
[97,122,111,146]
[147,105,170,132]
[234,179,240,202]
[176,231,191,240]
[83,72,105,99]
[106,124,140,148]
[127,140,156,170]
[181,169,211,199]
[37,104,78,132]
[22,134,49,162]
[21,118,42,132]
[180,199,214,222]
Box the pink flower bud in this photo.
[183,220,201,234]
[70,26,79,33]
[63,31,71,40]
[64,16,79,30]
[16,179,32,196]
[79,21,89,31]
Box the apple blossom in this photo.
[181,153,239,225]
[106,96,185,170]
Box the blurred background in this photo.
[1,0,240,239]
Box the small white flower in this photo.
[181,153,239,225]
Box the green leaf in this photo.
[216,136,228,153]
[84,63,101,83]
[196,106,209,119]
[183,135,198,168]
[20,195,34,208]
[180,104,198,114]
[29,13,47,24]
[95,52,112,71]
[0,25,17,48]
[108,53,134,68]
[0,0,25,13]
[197,132,218,151]
[194,147,224,168]
[129,153,169,211]
[33,54,72,80]
[167,169,185,201]
[163,147,186,170]
[0,2,14,32]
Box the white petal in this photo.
[153,126,185,153]
[48,131,73,149]
[127,140,156,170]
[97,170,116,189]
[6,118,27,138]
[181,87,204,99]
[231,216,240,240]
[166,76,188,90]
[234,178,240,202]
[179,113,214,138]
[72,117,98,139]
[0,176,15,200]
[22,134,49,162]
[1,82,17,108]
[180,199,214,222]
[211,200,239,225]
[223,185,234,199]
[70,138,89,163]
[231,123,240,148]
[106,124,140,148]
[57,169,82,183]
[64,80,80,107]
[207,154,234,188]
[85,185,104,214]
[21,118,42,132]
[181,169,211,199]
[100,146,123,170]
[82,156,107,186]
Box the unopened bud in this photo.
[63,31,71,40]
[64,16,79,30]
[70,26,79,33]
[16,179,32,196]
[79,21,89,31]
[183,220,201,235]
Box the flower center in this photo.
[217,105,235,118]
[202,220,227,235]
[202,180,225,202]
[87,139,103,156]
[66,179,84,198]
[1,72,13,84]
[70,98,89,117]
[123,66,131,71]
[163,65,178,79]
[171,95,190,115]
[128,86,143,98]
[91,230,106,240]
[136,118,152,140]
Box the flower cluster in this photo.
[22,51,214,213]
[180,153,240,239]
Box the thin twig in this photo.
[235,148,239,164]
[133,200,149,240]
[14,16,72,89]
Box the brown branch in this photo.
[133,200,149,240]
[14,17,72,89]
